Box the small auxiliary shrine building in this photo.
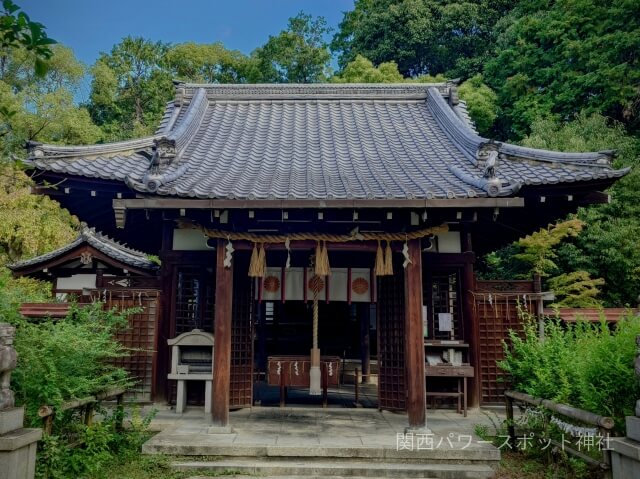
[22,83,627,428]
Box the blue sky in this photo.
[21,1,354,66]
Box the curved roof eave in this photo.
[8,225,158,273]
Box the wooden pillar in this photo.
[404,238,426,428]
[212,239,233,427]
[155,220,174,402]
[359,303,370,384]
[461,226,480,407]
[257,302,267,375]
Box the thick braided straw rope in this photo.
[177,220,449,243]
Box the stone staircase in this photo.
[142,407,501,479]
[176,458,495,478]
[154,443,499,479]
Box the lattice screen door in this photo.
[92,289,160,402]
[377,268,406,411]
[229,256,254,408]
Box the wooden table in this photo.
[267,355,341,407]
[425,364,474,417]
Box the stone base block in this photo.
[207,425,233,434]
[404,426,433,435]
[626,416,640,442]
[0,428,41,479]
[0,407,24,435]
[611,437,640,479]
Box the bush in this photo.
[38,406,156,479]
[500,309,640,432]
[9,302,134,423]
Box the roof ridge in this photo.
[166,88,209,152]
[26,137,158,160]
[426,87,617,168]
[174,82,452,101]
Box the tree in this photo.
[88,37,174,140]
[0,168,78,263]
[1,45,101,153]
[515,219,584,278]
[0,43,87,266]
[484,0,640,139]
[480,113,640,306]
[0,0,56,77]
[332,0,515,79]
[332,54,403,83]
[165,42,258,84]
[457,74,497,135]
[253,12,331,83]
[522,113,640,306]
[547,271,604,308]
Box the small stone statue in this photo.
[635,335,640,417]
[0,324,17,410]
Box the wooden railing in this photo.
[505,390,615,477]
[38,387,126,435]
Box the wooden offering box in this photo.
[267,355,341,406]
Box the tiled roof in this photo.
[26,83,629,200]
[8,225,158,272]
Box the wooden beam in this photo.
[404,238,426,428]
[113,197,525,211]
[212,239,233,427]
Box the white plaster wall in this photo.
[56,274,97,290]
[172,229,212,250]
[436,231,461,253]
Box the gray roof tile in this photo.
[26,83,629,200]
[9,226,158,272]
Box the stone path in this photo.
[143,406,505,455]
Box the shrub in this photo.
[37,406,157,479]
[9,302,134,423]
[500,308,640,432]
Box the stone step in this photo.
[186,476,457,479]
[174,459,496,479]
[143,443,499,464]
[186,477,441,479]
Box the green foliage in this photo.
[485,0,640,138]
[253,12,331,83]
[332,54,403,83]
[500,310,640,432]
[515,219,584,277]
[0,0,56,76]
[523,113,640,305]
[9,303,133,422]
[0,266,51,323]
[331,0,515,78]
[457,74,497,135]
[38,406,156,479]
[0,164,78,262]
[501,314,576,403]
[165,42,258,84]
[1,44,102,153]
[88,36,174,140]
[547,271,604,308]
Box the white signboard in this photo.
[438,313,452,332]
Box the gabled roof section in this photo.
[8,225,158,273]
[26,83,629,201]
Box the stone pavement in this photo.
[142,406,505,458]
